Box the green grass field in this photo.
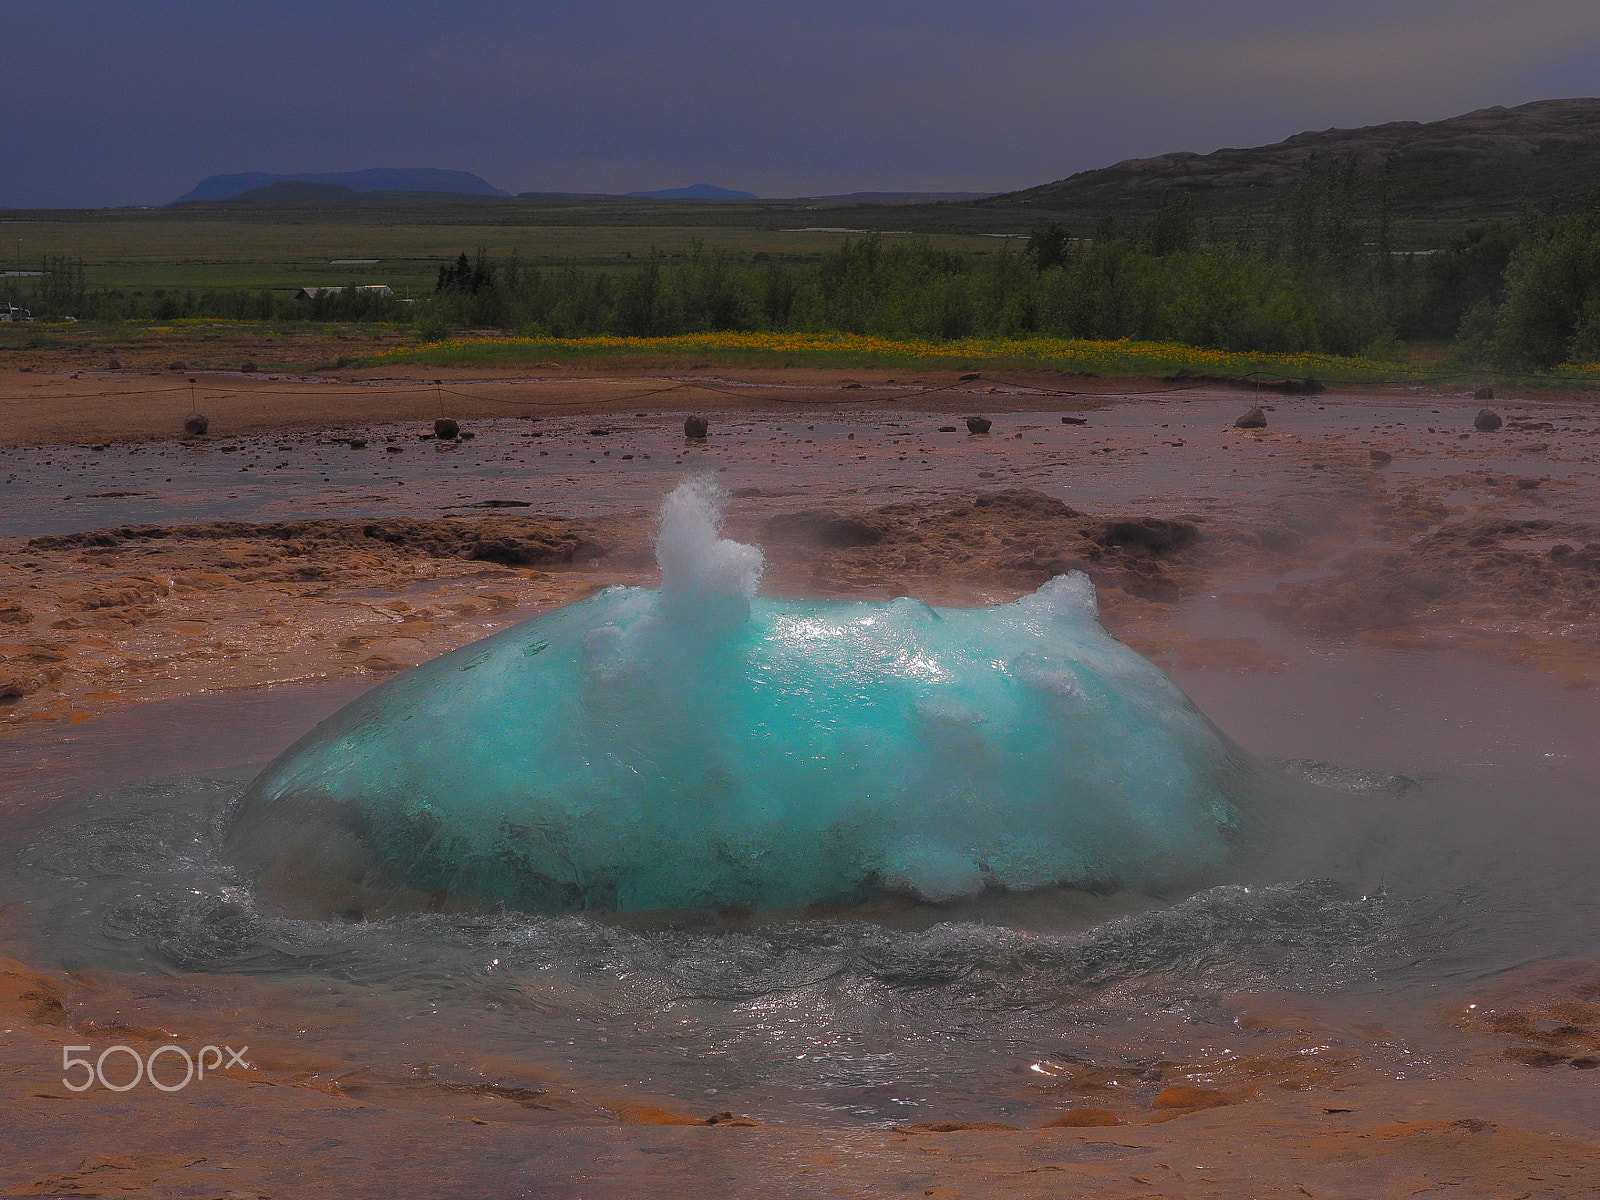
[0,202,1017,295]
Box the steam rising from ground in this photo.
[228,479,1258,913]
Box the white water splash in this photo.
[654,476,765,599]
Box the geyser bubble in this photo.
[227,479,1257,915]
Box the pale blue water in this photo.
[231,571,1255,913]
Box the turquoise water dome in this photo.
[228,479,1255,913]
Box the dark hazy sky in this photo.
[7,0,1600,207]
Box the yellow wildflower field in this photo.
[371,331,1410,382]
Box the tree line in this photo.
[14,155,1600,371]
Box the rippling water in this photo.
[4,666,1596,1127]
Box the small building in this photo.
[295,285,394,300]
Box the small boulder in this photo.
[183,414,209,437]
[1474,384,1494,401]
[1234,406,1267,429]
[684,415,709,439]
[966,416,992,434]
[1060,415,1087,425]
[1369,449,1393,464]
[107,358,121,370]
[1474,408,1503,432]
[938,425,958,433]
[434,417,460,440]
[959,371,980,381]
[241,361,257,374]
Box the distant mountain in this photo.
[214,181,365,205]
[173,168,509,204]
[989,98,1600,233]
[622,184,760,200]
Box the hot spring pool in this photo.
[3,474,1599,1139]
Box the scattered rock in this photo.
[434,417,460,440]
[1369,449,1393,464]
[966,416,993,434]
[1234,406,1267,429]
[0,673,36,702]
[974,489,1078,517]
[1151,1084,1233,1111]
[1474,384,1494,401]
[1503,1046,1569,1068]
[614,1104,711,1127]
[182,414,209,437]
[684,415,709,439]
[348,438,368,449]
[240,361,257,373]
[938,425,958,433]
[107,358,121,370]
[1474,408,1502,432]
[386,445,405,453]
[1060,415,1088,425]
[460,430,475,440]
[1039,1108,1122,1128]
[959,371,980,381]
